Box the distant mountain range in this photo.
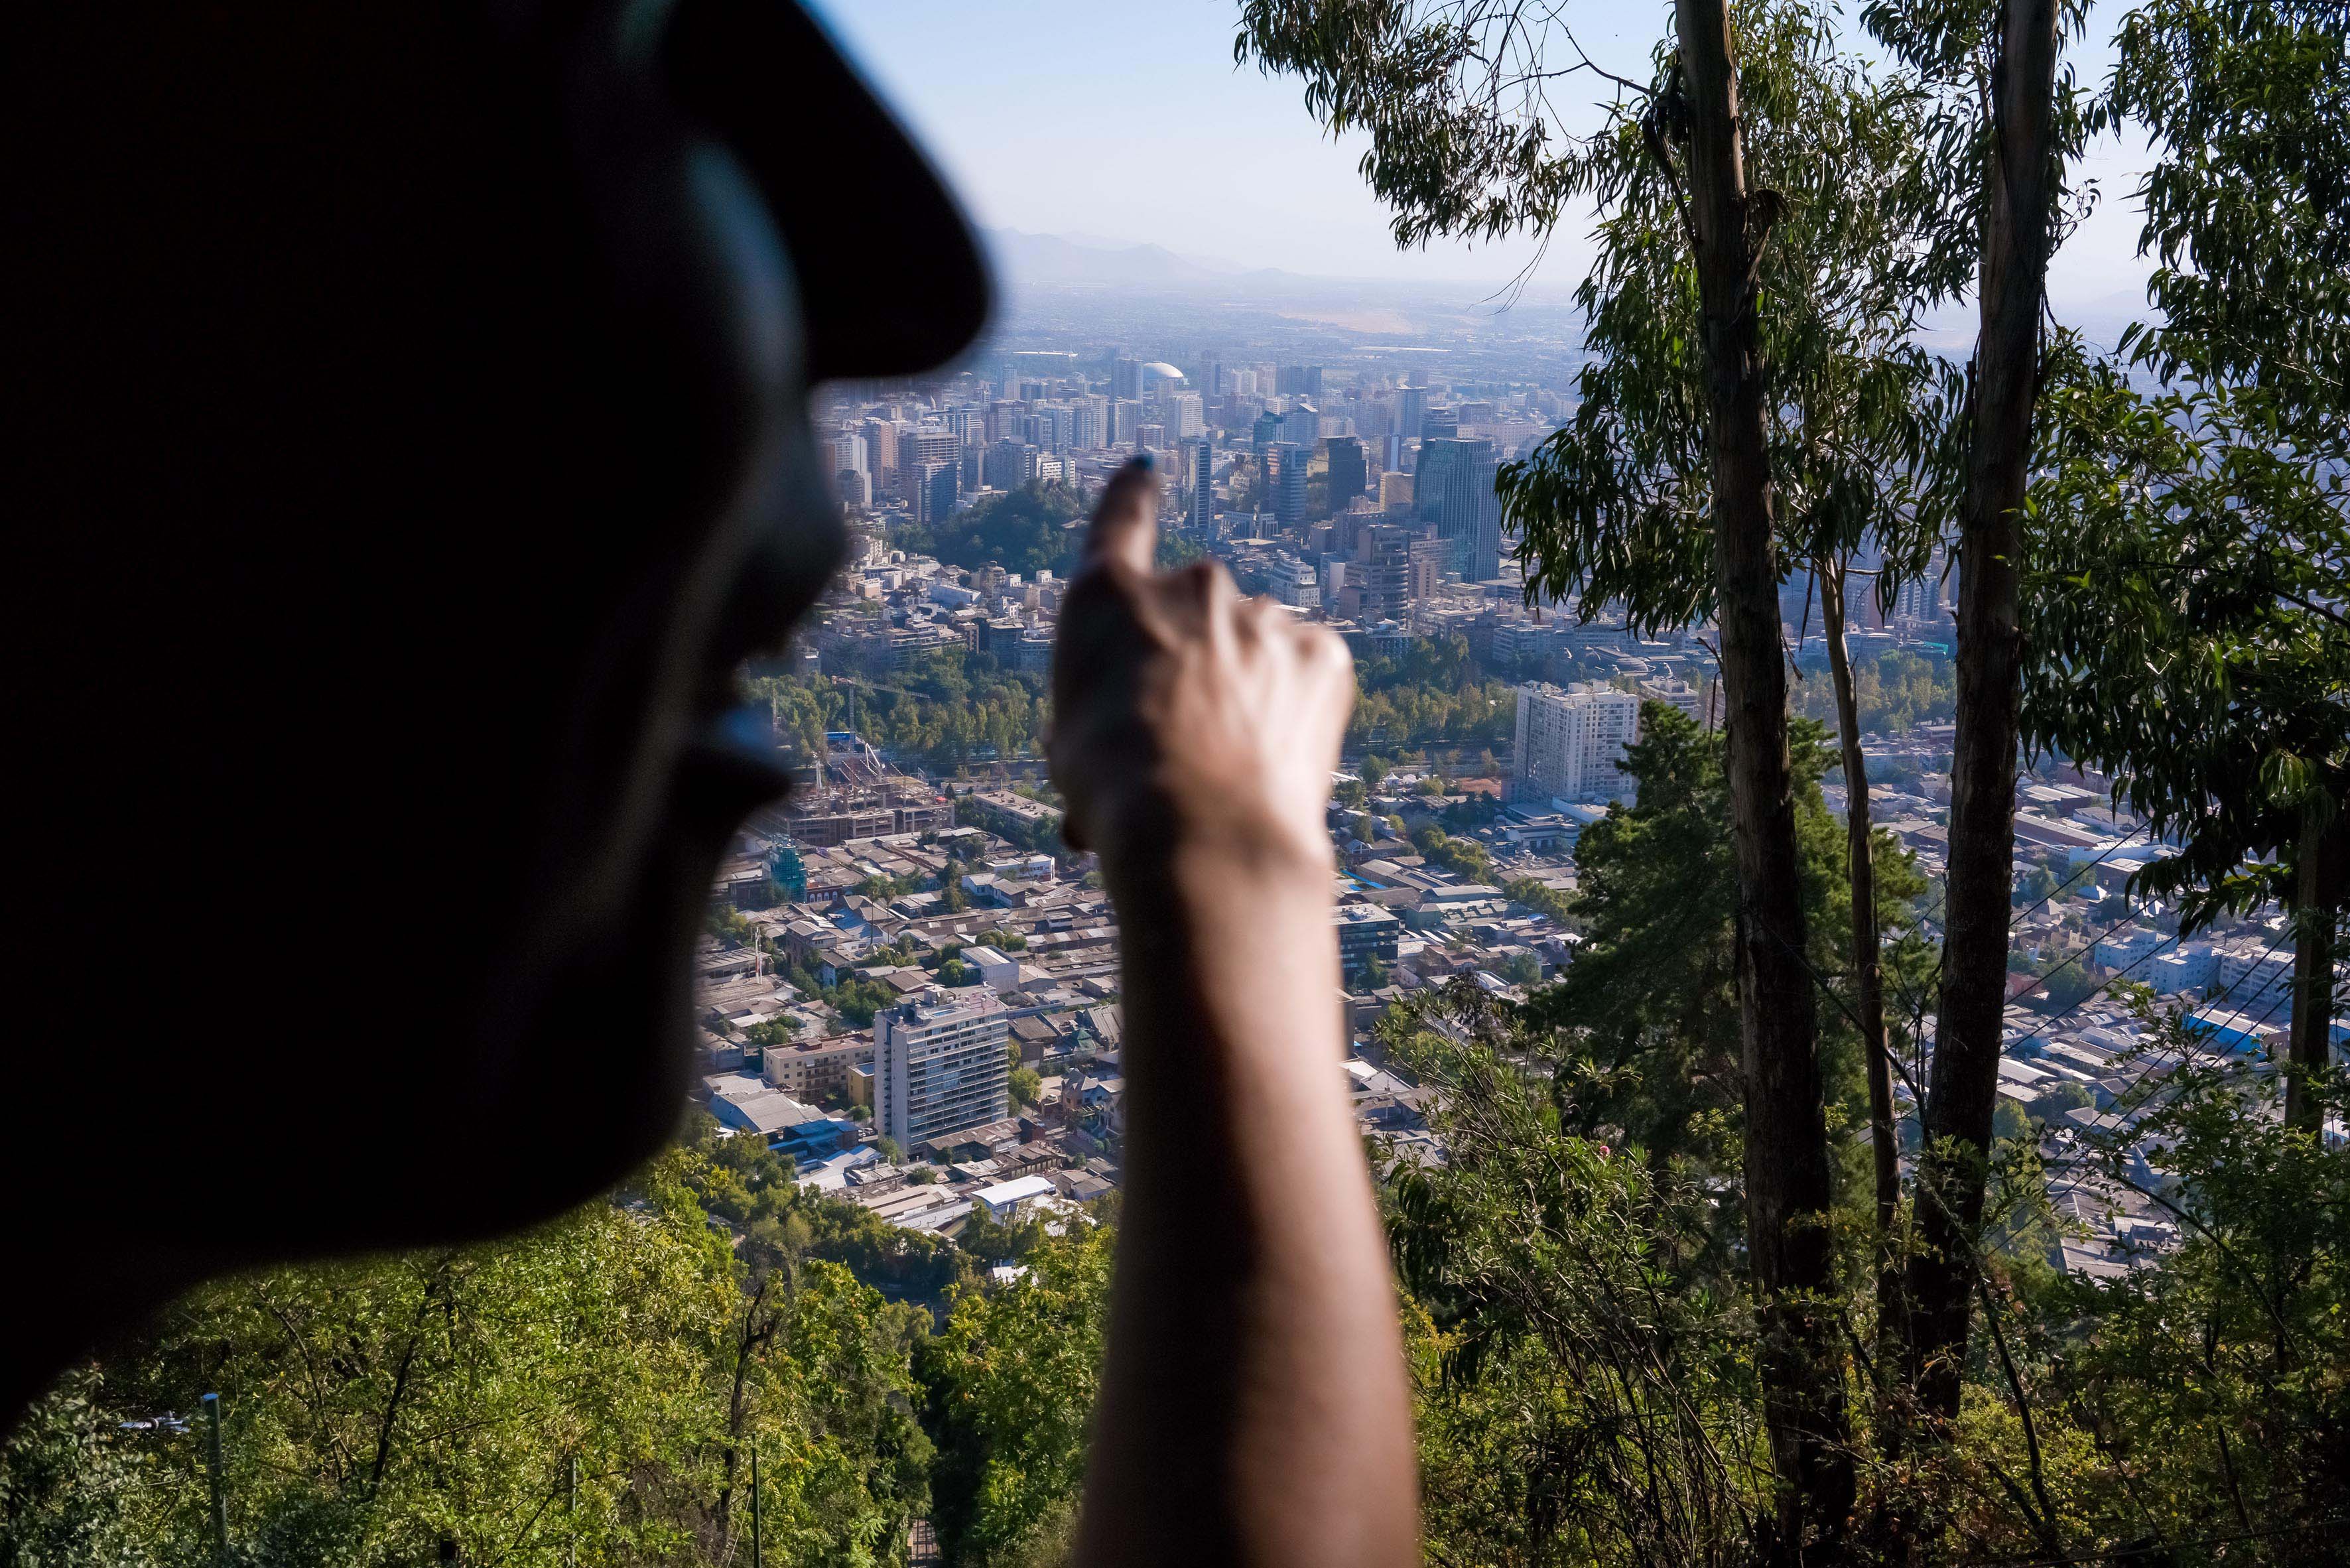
[984,228,1292,289]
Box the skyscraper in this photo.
[1270,441,1309,527]
[1324,436,1367,511]
[1514,683,1642,805]
[1112,357,1143,401]
[1415,436,1502,580]
[1189,436,1214,532]
[874,990,1010,1149]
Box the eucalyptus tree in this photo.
[2050,0,2350,1133]
[1234,1,1969,1551]
[2025,377,2349,1131]
[1856,0,2091,1451]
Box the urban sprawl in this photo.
[694,343,2335,1281]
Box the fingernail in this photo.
[1128,452,1154,473]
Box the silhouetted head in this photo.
[5,0,986,1402]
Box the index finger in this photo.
[1080,454,1161,578]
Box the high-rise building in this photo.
[1250,410,1281,466]
[1379,470,1415,513]
[828,431,868,481]
[917,460,958,525]
[874,990,1009,1149]
[1514,683,1642,805]
[1277,364,1325,397]
[1188,437,1214,531]
[1416,436,1502,580]
[1420,405,1461,441]
[1270,442,1309,527]
[1324,436,1367,511]
[1398,385,1428,439]
[1111,399,1144,448]
[1112,357,1144,401]
[898,426,958,510]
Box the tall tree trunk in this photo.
[2285,803,2345,1133]
[1820,564,1902,1348]
[1905,0,2063,1432]
[1673,2,1856,1557]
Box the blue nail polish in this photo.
[1129,451,1154,473]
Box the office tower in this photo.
[1514,683,1642,805]
[1381,432,1405,472]
[1280,405,1319,446]
[1111,398,1143,447]
[1380,471,1415,513]
[1420,404,1461,441]
[874,990,1009,1148]
[1277,364,1325,397]
[917,460,958,524]
[1457,398,1496,427]
[1189,437,1214,531]
[834,468,872,509]
[1324,436,1367,511]
[1398,385,1428,438]
[863,417,904,483]
[1250,409,1281,466]
[1026,401,1077,453]
[1416,436,1502,580]
[1270,441,1309,527]
[1112,357,1143,401]
[898,425,958,507]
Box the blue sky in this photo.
[807,0,2157,310]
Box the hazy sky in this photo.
[807,0,2159,312]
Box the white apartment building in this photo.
[874,990,1009,1149]
[1514,682,1642,805]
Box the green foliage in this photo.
[1411,827,1495,885]
[6,1138,939,1567]
[1503,876,1575,925]
[1377,986,1768,1565]
[899,482,1084,579]
[919,1229,1115,1568]
[1514,702,1924,1172]
[1792,649,1957,734]
[2024,369,2350,929]
[746,1014,803,1047]
[750,648,1049,775]
[1350,637,1516,749]
[2103,0,2349,433]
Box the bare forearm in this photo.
[1077,843,1418,1568]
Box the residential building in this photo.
[1514,682,1642,805]
[874,990,1010,1149]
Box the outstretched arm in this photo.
[1051,457,1419,1568]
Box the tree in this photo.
[919,1228,1114,1568]
[1235,3,1983,1543]
[1523,703,1922,1174]
[1378,985,1766,1567]
[1842,0,2087,1470]
[2025,374,2350,1130]
[1360,754,1392,790]
[10,1140,940,1567]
